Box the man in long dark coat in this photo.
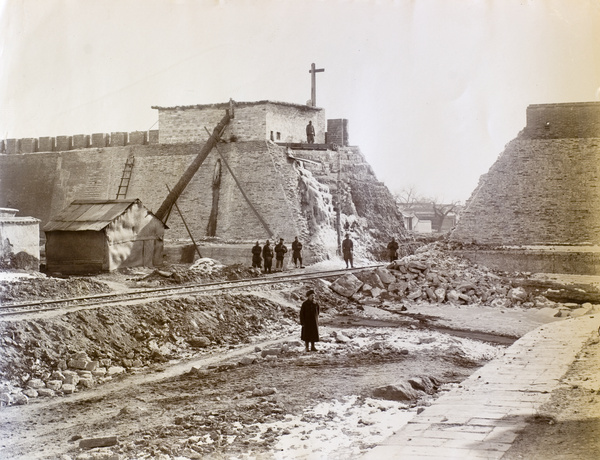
[262,240,273,273]
[342,233,354,268]
[251,241,262,268]
[387,237,399,263]
[306,121,315,144]
[274,238,288,272]
[291,236,304,268]
[300,290,320,352]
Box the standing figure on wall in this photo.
[306,121,315,144]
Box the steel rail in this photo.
[0,264,385,317]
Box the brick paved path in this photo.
[362,313,600,460]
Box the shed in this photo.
[44,199,167,274]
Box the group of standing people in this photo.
[251,234,401,272]
[251,237,304,273]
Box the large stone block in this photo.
[330,273,363,297]
[355,270,385,289]
[372,381,423,402]
[375,267,396,284]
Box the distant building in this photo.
[398,202,458,234]
[44,199,167,274]
[0,207,40,269]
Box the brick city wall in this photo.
[522,102,600,139]
[155,101,325,145]
[0,130,159,154]
[451,137,600,245]
[0,141,307,243]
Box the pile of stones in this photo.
[0,351,126,407]
[330,245,550,308]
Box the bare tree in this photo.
[396,186,460,233]
[395,185,423,205]
[431,202,459,232]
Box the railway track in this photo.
[0,265,384,317]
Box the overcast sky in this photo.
[1,0,599,203]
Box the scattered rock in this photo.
[261,348,281,358]
[23,388,38,398]
[26,378,45,389]
[107,366,125,377]
[12,393,29,405]
[189,336,212,348]
[372,382,423,402]
[408,376,438,394]
[61,384,76,394]
[330,274,364,298]
[79,436,119,449]
[251,387,277,397]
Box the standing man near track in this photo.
[274,238,288,272]
[300,289,320,352]
[342,233,354,268]
[291,236,304,268]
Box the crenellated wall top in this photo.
[0,130,159,155]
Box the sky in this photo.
[1,0,599,203]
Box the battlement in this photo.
[0,130,159,155]
[522,101,600,139]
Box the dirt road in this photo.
[0,298,549,460]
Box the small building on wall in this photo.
[152,100,327,145]
[44,199,167,274]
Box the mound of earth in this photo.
[0,293,297,389]
[0,276,113,304]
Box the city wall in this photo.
[0,141,307,245]
[1,130,159,155]
[452,102,600,246]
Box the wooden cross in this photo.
[309,63,325,107]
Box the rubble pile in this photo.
[331,243,554,308]
[134,261,261,286]
[0,276,112,303]
[0,293,297,408]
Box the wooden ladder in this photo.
[116,155,135,199]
